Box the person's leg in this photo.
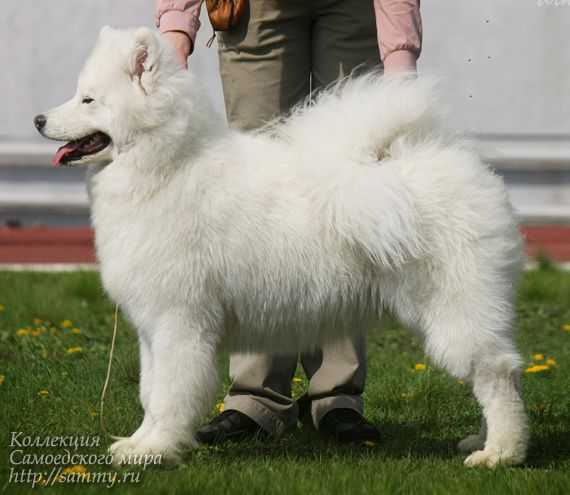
[300,334,367,427]
[208,0,311,437]
[301,0,381,430]
[311,0,380,88]
[223,353,298,435]
[217,0,312,130]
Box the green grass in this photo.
[1,268,570,494]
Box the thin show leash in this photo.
[99,304,122,441]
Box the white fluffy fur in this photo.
[38,27,528,468]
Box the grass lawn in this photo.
[1,267,569,494]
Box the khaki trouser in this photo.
[217,0,381,435]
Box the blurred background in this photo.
[0,0,569,264]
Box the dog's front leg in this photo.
[108,333,154,452]
[110,311,219,465]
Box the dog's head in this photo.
[34,26,183,167]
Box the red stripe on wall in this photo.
[0,226,569,264]
[522,225,570,262]
[0,228,95,263]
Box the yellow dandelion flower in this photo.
[457,379,465,385]
[65,346,82,354]
[16,328,30,337]
[563,324,570,332]
[33,318,43,325]
[71,328,81,334]
[38,389,49,397]
[414,363,427,371]
[90,410,98,417]
[61,320,73,328]
[0,375,5,385]
[532,354,544,361]
[31,329,41,337]
[525,365,550,374]
[63,465,88,474]
[216,402,225,413]
[546,358,557,367]
[292,377,303,383]
[0,304,5,312]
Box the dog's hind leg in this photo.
[391,258,528,467]
[463,354,528,467]
[110,311,219,465]
[425,317,527,468]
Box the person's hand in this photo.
[162,31,193,69]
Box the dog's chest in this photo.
[91,183,197,309]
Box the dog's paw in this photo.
[463,448,523,468]
[109,437,144,466]
[109,429,190,466]
[458,434,485,454]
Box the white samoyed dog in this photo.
[35,26,528,468]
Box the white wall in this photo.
[420,0,570,134]
[1,0,569,225]
[1,0,569,139]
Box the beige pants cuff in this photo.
[310,394,364,428]
[224,393,363,435]
[223,395,298,436]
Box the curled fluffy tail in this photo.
[264,73,440,160]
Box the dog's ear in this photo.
[130,27,161,94]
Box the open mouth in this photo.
[52,131,111,167]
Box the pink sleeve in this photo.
[373,0,422,72]
[155,0,203,50]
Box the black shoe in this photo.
[318,408,381,445]
[196,409,267,445]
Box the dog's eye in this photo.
[82,97,94,104]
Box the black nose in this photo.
[34,114,47,131]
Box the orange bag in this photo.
[205,0,248,31]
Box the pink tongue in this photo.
[52,144,76,167]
